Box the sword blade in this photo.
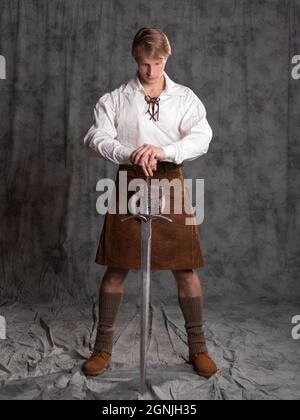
[140,220,152,394]
[140,176,152,394]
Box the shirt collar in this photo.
[123,70,184,96]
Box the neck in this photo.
[138,72,165,93]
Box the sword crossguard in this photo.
[121,214,172,223]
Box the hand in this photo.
[130,149,157,176]
[130,144,165,176]
[144,158,157,177]
[130,144,162,177]
[131,144,166,165]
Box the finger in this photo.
[149,150,156,161]
[136,145,153,164]
[144,161,153,177]
[133,144,148,158]
[131,145,145,162]
[145,151,151,165]
[147,164,153,177]
[136,151,150,165]
[138,155,150,169]
[143,162,150,177]
[148,159,157,171]
[146,152,153,167]
[141,161,147,176]
[147,150,155,165]
[132,147,144,163]
[149,151,157,167]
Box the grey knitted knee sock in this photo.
[94,291,123,354]
[178,295,208,356]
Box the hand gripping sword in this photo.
[121,175,172,394]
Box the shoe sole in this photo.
[82,366,107,376]
[193,367,218,378]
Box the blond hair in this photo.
[132,27,172,61]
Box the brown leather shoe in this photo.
[82,350,111,376]
[189,352,218,378]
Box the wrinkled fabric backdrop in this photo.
[0,0,300,400]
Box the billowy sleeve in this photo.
[162,89,213,164]
[83,92,136,165]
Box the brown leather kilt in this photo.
[95,161,205,270]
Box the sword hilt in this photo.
[121,214,172,223]
[121,175,172,224]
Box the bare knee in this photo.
[103,267,129,285]
[172,269,202,297]
[172,269,195,286]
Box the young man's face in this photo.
[135,49,167,85]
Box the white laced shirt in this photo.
[83,71,213,165]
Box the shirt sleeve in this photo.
[83,92,136,165]
[162,89,213,164]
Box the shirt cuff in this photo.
[162,145,177,162]
[114,145,135,165]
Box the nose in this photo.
[147,66,154,75]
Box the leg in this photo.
[100,267,129,293]
[172,268,202,298]
[94,267,129,352]
[172,269,207,354]
[172,269,217,378]
[82,267,129,376]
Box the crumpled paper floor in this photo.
[0,296,299,400]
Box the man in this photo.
[82,28,217,379]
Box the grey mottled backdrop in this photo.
[0,0,299,304]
